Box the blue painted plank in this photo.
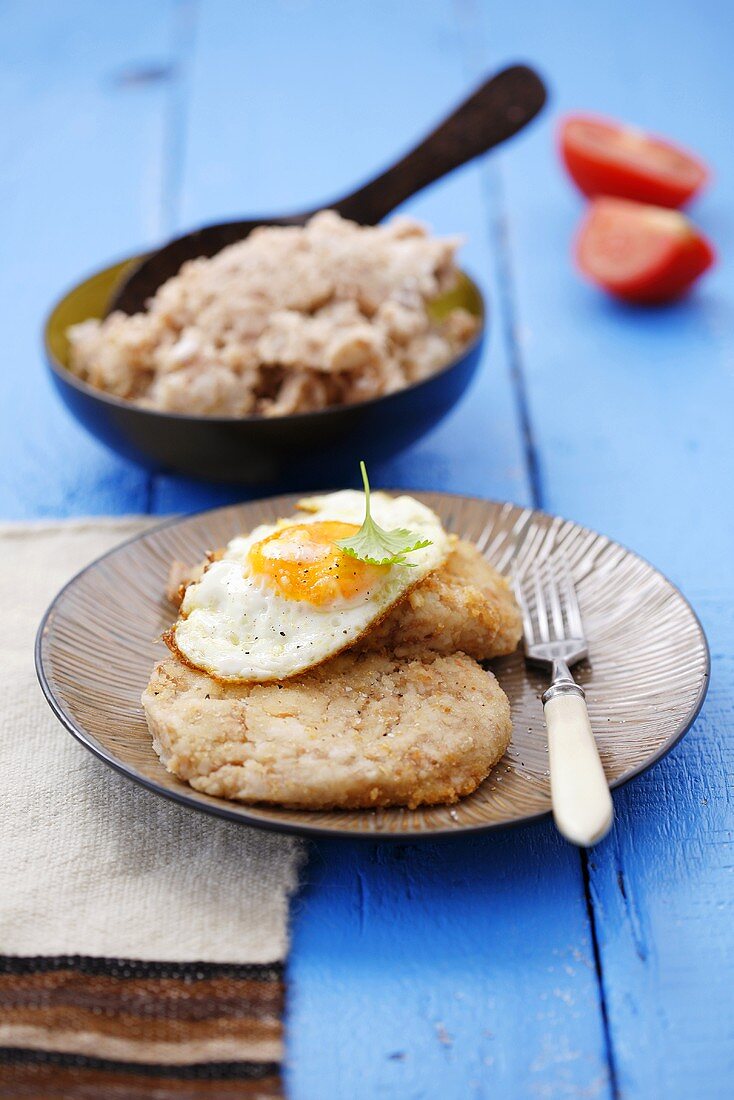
[162,3,614,1098]
[466,1,734,1095]
[0,0,181,518]
[290,830,611,1100]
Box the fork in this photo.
[515,559,614,846]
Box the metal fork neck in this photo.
[542,659,585,705]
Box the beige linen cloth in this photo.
[0,520,304,1098]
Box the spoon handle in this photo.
[334,64,547,225]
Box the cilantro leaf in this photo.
[336,461,432,566]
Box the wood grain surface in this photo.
[2,1,732,1097]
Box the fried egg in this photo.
[170,490,450,682]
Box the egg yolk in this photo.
[247,521,388,605]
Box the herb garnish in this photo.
[336,461,432,567]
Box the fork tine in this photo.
[546,559,565,640]
[561,557,584,636]
[533,564,550,642]
[512,571,536,645]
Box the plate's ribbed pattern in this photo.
[36,495,709,838]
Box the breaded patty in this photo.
[363,539,522,660]
[167,538,521,663]
[143,651,511,810]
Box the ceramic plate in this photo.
[35,493,709,838]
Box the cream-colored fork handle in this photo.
[544,692,614,846]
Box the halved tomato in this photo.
[560,114,709,208]
[575,198,715,304]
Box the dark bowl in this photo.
[44,255,486,485]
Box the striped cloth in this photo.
[0,959,284,1098]
[0,521,304,1098]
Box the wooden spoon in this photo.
[108,63,546,315]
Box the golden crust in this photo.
[142,650,511,810]
[362,539,522,660]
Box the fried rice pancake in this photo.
[143,650,512,810]
[363,538,522,660]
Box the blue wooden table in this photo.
[3,2,732,1096]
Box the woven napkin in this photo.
[0,520,304,1098]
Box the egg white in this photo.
[172,490,450,682]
